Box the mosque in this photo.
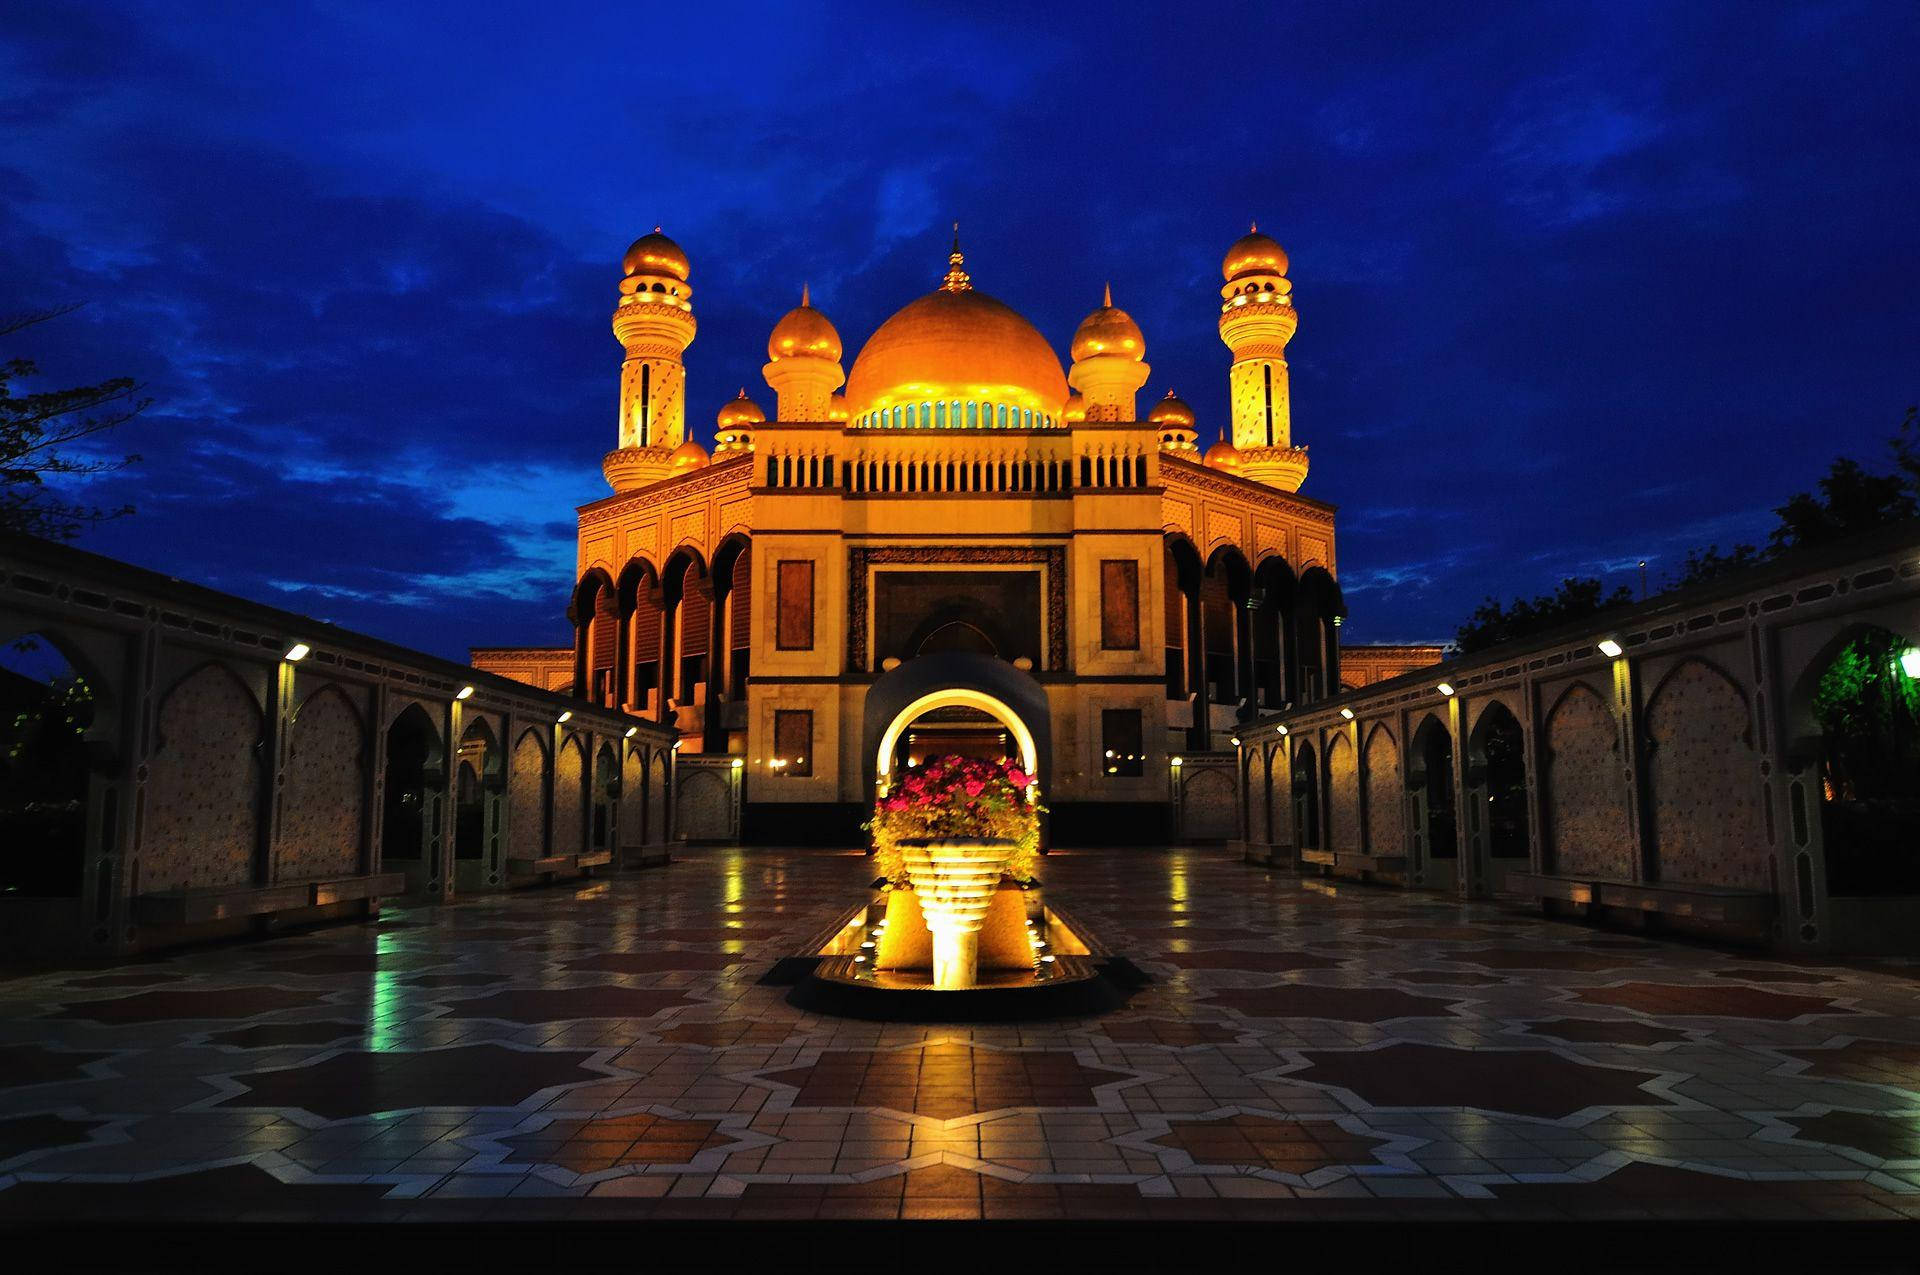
[471,226,1440,843]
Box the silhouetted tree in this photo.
[1454,577,1636,655]
[1,307,148,540]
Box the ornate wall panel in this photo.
[508,730,548,859]
[848,546,1065,670]
[650,752,671,842]
[279,684,365,879]
[1542,683,1633,879]
[1206,510,1244,554]
[552,736,586,855]
[671,509,706,552]
[143,664,263,893]
[676,768,730,840]
[621,744,647,843]
[1363,726,1405,858]
[1646,660,1769,889]
[1254,522,1288,565]
[1179,766,1237,840]
[1327,733,1360,853]
[1162,497,1196,541]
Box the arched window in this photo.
[638,365,651,445]
[967,401,978,428]
[935,401,947,428]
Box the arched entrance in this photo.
[861,652,1050,797]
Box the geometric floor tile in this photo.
[1203,983,1458,1023]
[1781,1110,1920,1162]
[497,1112,739,1172]
[0,1112,106,1162]
[436,986,702,1023]
[1711,967,1841,985]
[253,953,447,976]
[1574,982,1853,1020]
[757,1043,1132,1120]
[1779,1041,1920,1093]
[212,1043,609,1119]
[202,1021,364,1050]
[60,971,189,990]
[0,1043,110,1089]
[653,1020,798,1048]
[1450,947,1644,971]
[560,952,745,974]
[1096,1019,1244,1046]
[1515,1018,1691,1047]
[1483,1161,1915,1214]
[1286,1042,1671,1118]
[46,988,320,1024]
[1160,950,1345,974]
[1391,970,1509,987]
[1145,1113,1392,1175]
[0,1165,396,1219]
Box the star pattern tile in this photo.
[1146,1113,1393,1176]
[1782,1110,1920,1163]
[1286,1042,1670,1118]
[1576,982,1853,1020]
[757,1043,1132,1119]
[0,1043,109,1089]
[498,1112,739,1172]
[438,986,701,1023]
[214,1043,609,1119]
[48,988,319,1024]
[1780,1040,1920,1092]
[1204,983,1458,1022]
[1516,1018,1691,1047]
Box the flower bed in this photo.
[866,754,1043,885]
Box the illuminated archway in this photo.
[875,687,1038,788]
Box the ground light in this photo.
[1901,647,1920,678]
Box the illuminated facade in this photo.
[475,227,1436,842]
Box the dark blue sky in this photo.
[3,2,1916,658]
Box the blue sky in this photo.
[2,1,1916,657]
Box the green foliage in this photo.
[1814,629,1920,803]
[1770,457,1917,554]
[2,306,149,540]
[0,660,93,896]
[1664,542,1765,592]
[1454,577,1635,655]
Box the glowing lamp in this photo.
[625,726,639,738]
[1339,707,1355,720]
[1230,736,1241,747]
[1436,682,1455,697]
[1277,725,1288,736]
[731,757,744,769]
[455,685,475,700]
[283,643,310,662]
[557,710,572,724]
[1902,648,1920,679]
[1171,756,1184,768]
[1598,638,1625,658]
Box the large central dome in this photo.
[843,247,1068,429]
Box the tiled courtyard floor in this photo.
[3,846,1919,1231]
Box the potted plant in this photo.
[864,755,1043,988]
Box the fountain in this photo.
[772,755,1145,1021]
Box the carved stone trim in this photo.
[847,545,1067,672]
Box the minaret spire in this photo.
[800,281,810,307]
[942,221,971,292]
[1103,281,1112,308]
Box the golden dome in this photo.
[716,389,765,431]
[1148,389,1194,428]
[844,246,1068,422]
[668,439,709,473]
[768,284,842,362]
[1223,226,1288,282]
[1203,434,1243,473]
[828,393,849,422]
[1069,284,1145,362]
[623,229,689,281]
[1063,392,1087,423]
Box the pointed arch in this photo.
[282,682,367,879]
[1645,656,1766,889]
[144,662,265,893]
[1541,680,1631,879]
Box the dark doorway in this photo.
[0,634,95,897]
[1292,740,1319,851]
[382,705,443,890]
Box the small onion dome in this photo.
[828,392,849,422]
[1069,284,1145,362]
[1222,226,1288,281]
[668,439,710,473]
[623,228,690,280]
[1062,392,1087,423]
[1203,434,1243,473]
[768,284,843,362]
[1148,389,1195,429]
[716,388,765,432]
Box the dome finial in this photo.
[1250,219,1258,233]
[801,281,810,307]
[942,222,971,292]
[1103,281,1112,308]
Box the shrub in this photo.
[865,754,1043,886]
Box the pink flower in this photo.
[964,779,985,797]
[1007,768,1030,788]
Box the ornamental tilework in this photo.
[1543,683,1634,880]
[552,737,586,857]
[1647,660,1769,890]
[142,665,262,893]
[1327,733,1360,853]
[279,685,366,880]
[508,731,548,860]
[1362,727,1405,859]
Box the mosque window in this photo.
[934,401,946,428]
[773,710,813,778]
[1101,709,1145,778]
[966,401,977,428]
[1263,364,1275,445]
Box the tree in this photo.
[1,306,148,540]
[1454,576,1636,655]
[1769,456,1916,553]
[1665,542,1766,591]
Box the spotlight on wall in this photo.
[455,685,474,700]
[624,726,639,738]
[1902,648,1920,679]
[283,642,310,662]
[731,757,744,769]
[1339,706,1355,720]
[1230,736,1241,747]
[557,710,573,724]
[1597,638,1625,658]
[1170,756,1184,768]
[1277,725,1288,736]
[1436,682,1455,697]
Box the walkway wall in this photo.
[0,532,678,956]
[1236,529,1920,955]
